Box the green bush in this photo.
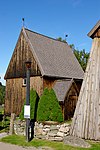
[19,89,39,120]
[37,88,63,122]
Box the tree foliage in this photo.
[0,84,5,105]
[37,88,63,122]
[70,44,89,71]
[56,37,67,43]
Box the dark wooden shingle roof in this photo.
[23,28,84,79]
[53,79,73,101]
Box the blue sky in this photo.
[0,0,100,85]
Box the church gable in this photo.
[5,31,41,79]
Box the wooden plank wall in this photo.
[4,77,55,115]
[43,77,55,89]
[4,31,43,115]
[5,32,41,79]
[5,76,43,115]
[64,83,78,120]
[30,76,43,96]
[5,78,25,115]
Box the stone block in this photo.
[59,126,65,132]
[54,136,63,142]
[43,128,50,132]
[64,127,70,133]
[57,131,64,137]
[56,125,60,129]
[50,125,58,130]
[42,131,47,135]
[48,137,56,141]
[39,123,43,128]
[36,128,43,135]
[44,125,50,128]
[48,132,57,137]
[59,126,70,133]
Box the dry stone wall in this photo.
[14,120,70,141]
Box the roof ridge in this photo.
[24,27,68,44]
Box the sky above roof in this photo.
[0,0,100,85]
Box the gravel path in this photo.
[0,142,54,150]
[0,142,38,150]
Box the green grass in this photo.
[1,134,100,150]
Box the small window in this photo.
[23,78,27,86]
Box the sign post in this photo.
[25,61,31,142]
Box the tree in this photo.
[56,37,67,43]
[0,84,5,105]
[70,44,89,71]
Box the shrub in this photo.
[37,88,63,122]
[19,89,39,120]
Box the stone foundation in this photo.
[14,119,70,141]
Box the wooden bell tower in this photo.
[70,20,100,140]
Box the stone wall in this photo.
[14,120,70,141]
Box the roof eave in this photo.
[43,74,83,80]
[87,20,100,38]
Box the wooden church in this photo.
[4,27,84,120]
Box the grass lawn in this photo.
[0,134,100,150]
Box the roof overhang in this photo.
[88,20,100,39]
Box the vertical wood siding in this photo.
[64,83,78,120]
[43,77,55,89]
[5,78,25,115]
[5,32,41,79]
[5,77,43,115]
[30,77,43,96]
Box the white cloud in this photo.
[0,73,6,85]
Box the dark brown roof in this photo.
[23,28,84,79]
[88,20,100,38]
[53,79,73,101]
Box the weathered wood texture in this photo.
[5,78,25,115]
[4,32,41,79]
[5,77,43,115]
[92,28,100,38]
[30,77,43,96]
[64,83,79,120]
[9,113,16,135]
[43,77,55,89]
[70,37,100,140]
